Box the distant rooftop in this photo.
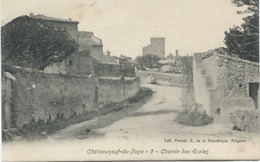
[78,31,103,46]
[118,55,131,60]
[29,13,79,24]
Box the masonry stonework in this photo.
[98,77,140,106]
[2,64,140,129]
[143,37,165,58]
[193,51,259,132]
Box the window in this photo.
[69,60,73,66]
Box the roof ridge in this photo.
[30,13,79,23]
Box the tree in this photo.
[1,16,77,70]
[135,54,160,69]
[224,0,259,62]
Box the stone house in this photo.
[30,13,79,43]
[65,50,98,76]
[78,31,104,61]
[193,49,259,131]
[31,13,80,74]
[29,13,135,77]
[78,31,117,63]
[143,37,165,58]
[63,51,136,77]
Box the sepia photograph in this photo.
[1,0,259,161]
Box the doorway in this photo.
[249,82,259,109]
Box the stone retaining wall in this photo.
[193,51,259,132]
[2,64,140,129]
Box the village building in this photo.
[57,50,135,77]
[193,49,259,131]
[34,13,135,77]
[166,53,174,60]
[143,37,165,58]
[30,13,79,43]
[64,50,98,76]
[78,31,117,63]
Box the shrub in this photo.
[175,104,213,126]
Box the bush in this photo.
[128,87,152,104]
[175,104,213,126]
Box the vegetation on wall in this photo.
[224,0,259,62]
[1,16,77,70]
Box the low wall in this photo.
[98,77,140,106]
[193,51,259,119]
[193,54,217,116]
[137,71,183,86]
[202,54,259,108]
[2,64,140,129]
[2,64,96,128]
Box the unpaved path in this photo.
[50,84,239,140]
[50,84,184,140]
[3,84,260,161]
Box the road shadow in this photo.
[128,109,178,117]
[50,87,154,140]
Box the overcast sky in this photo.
[1,0,245,58]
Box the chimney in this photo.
[30,13,33,17]
[175,50,179,57]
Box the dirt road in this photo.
[51,84,184,140]
[3,84,260,161]
[51,84,237,140]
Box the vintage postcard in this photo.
[1,0,259,161]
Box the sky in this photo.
[1,0,245,58]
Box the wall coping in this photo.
[2,64,95,79]
[137,70,183,77]
[214,53,259,66]
[195,50,259,66]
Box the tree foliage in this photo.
[1,16,77,70]
[135,54,160,69]
[224,0,259,62]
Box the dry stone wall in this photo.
[2,64,96,128]
[202,54,259,111]
[215,54,259,95]
[2,64,140,129]
[97,77,140,106]
[193,52,259,132]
